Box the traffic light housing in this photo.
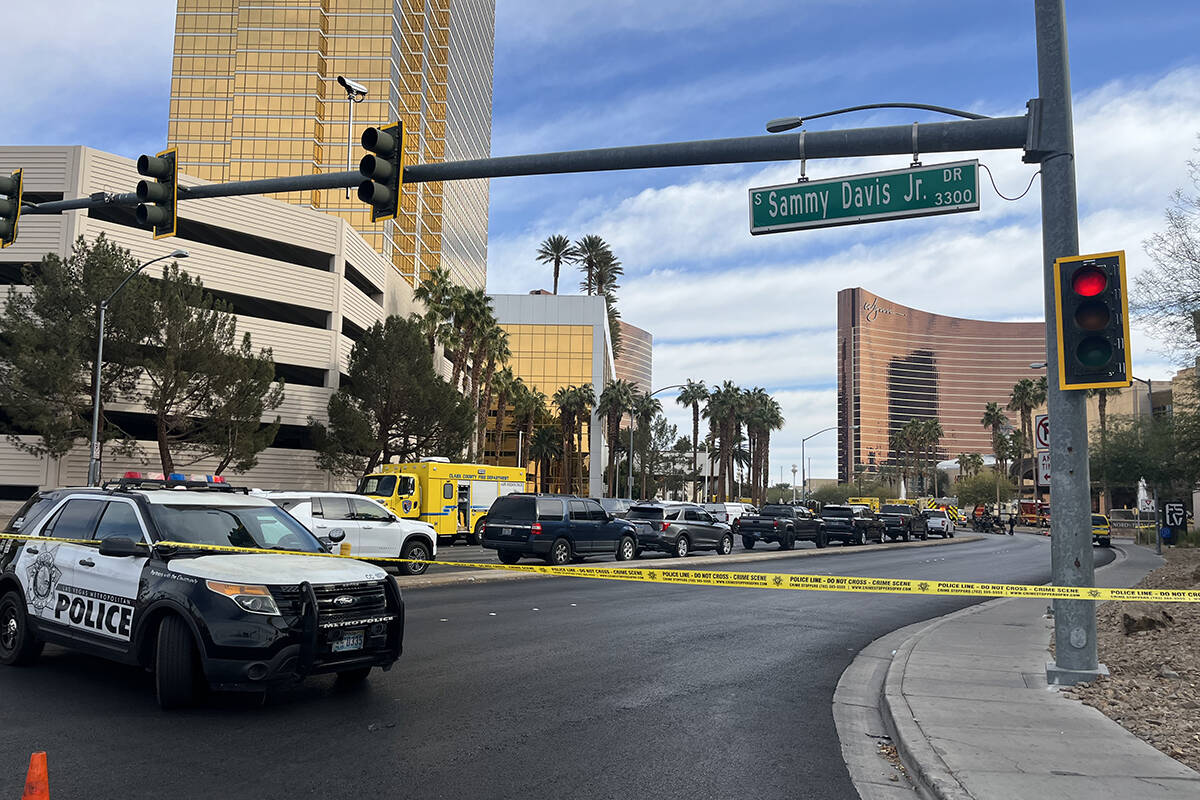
[358,122,405,222]
[0,169,22,249]
[136,147,178,239]
[1053,250,1131,390]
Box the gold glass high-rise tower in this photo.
[167,0,494,289]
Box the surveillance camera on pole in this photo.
[338,76,368,198]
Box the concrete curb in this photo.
[875,544,1130,800]
[399,533,988,590]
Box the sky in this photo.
[3,1,1200,484]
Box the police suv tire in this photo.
[902,529,911,542]
[0,591,42,666]
[855,529,866,547]
[815,530,827,549]
[498,550,521,565]
[717,534,733,556]
[470,517,485,546]
[400,539,431,576]
[615,535,636,562]
[742,536,755,550]
[780,532,794,551]
[156,615,200,709]
[336,666,372,686]
[547,538,571,566]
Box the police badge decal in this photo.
[26,544,63,613]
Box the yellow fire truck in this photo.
[357,459,528,545]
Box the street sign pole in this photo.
[1035,0,1102,684]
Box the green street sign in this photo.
[749,159,979,234]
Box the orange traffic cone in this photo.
[22,752,48,800]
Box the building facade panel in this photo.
[836,287,1046,483]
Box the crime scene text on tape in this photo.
[2,532,1196,603]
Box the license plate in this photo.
[502,527,512,536]
[332,630,364,653]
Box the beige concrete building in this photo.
[0,145,423,497]
[166,0,495,290]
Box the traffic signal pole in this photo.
[1034,0,1102,684]
[20,115,1029,217]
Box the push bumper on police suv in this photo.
[192,577,404,691]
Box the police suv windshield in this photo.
[148,504,325,553]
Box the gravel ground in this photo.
[1066,548,1200,772]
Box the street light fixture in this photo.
[87,249,189,486]
[791,464,798,503]
[800,426,838,500]
[629,384,684,500]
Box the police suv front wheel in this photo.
[156,615,201,710]
[0,591,42,666]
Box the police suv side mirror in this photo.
[329,528,346,543]
[98,537,141,558]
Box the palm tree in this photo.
[529,426,561,492]
[535,234,574,295]
[487,367,518,462]
[591,249,623,296]
[981,401,1009,472]
[755,395,784,504]
[705,381,742,501]
[1008,378,1041,499]
[473,324,510,459]
[956,453,971,482]
[632,391,662,498]
[918,418,944,494]
[676,380,708,501]
[412,267,456,354]
[552,386,577,493]
[511,384,548,470]
[968,452,985,478]
[572,383,595,492]
[449,288,491,391]
[572,234,610,295]
[598,379,636,497]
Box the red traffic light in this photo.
[1071,265,1107,297]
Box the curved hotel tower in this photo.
[836,288,1046,483]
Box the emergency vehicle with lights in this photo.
[0,472,404,709]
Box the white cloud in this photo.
[0,2,174,155]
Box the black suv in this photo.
[819,504,885,546]
[0,476,404,709]
[481,494,638,565]
[627,502,734,557]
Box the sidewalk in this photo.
[880,543,1200,799]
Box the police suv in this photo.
[0,474,404,708]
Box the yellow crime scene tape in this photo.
[2,532,1198,603]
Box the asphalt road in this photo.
[0,533,1113,799]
